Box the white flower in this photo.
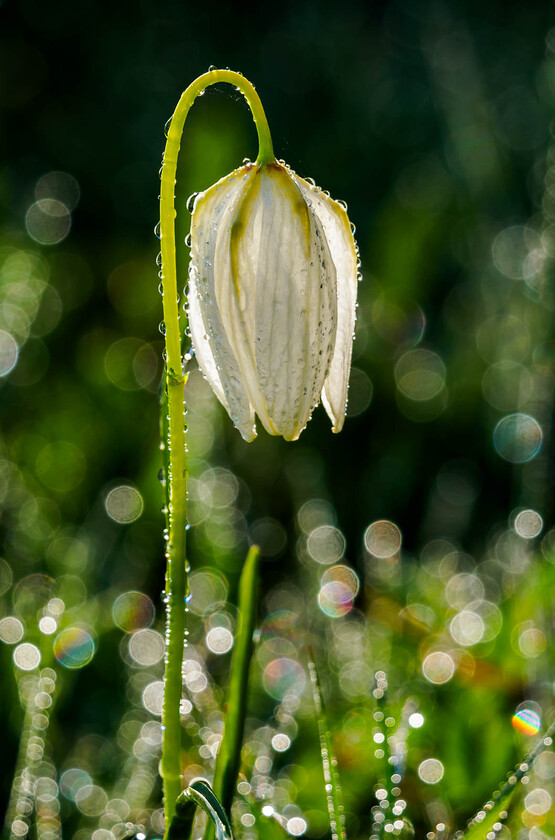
[187,160,359,442]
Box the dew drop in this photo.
[159,321,166,336]
[186,193,199,214]
[185,233,192,248]
[154,221,161,239]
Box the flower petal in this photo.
[295,179,359,432]
[190,167,257,442]
[225,165,337,440]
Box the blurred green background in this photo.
[0,1,553,839]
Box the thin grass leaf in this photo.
[462,721,555,840]
[308,653,347,840]
[212,545,261,813]
[169,779,234,840]
[159,375,171,534]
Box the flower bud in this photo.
[188,160,359,441]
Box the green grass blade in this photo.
[170,779,234,840]
[462,720,555,840]
[212,545,261,814]
[308,653,347,840]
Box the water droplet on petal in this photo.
[186,192,199,214]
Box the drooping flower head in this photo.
[188,159,359,441]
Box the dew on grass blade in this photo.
[112,591,155,631]
[53,627,95,669]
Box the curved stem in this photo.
[159,70,274,835]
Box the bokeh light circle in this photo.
[263,657,306,700]
[105,485,143,523]
[206,627,233,654]
[514,509,543,539]
[142,681,164,716]
[422,651,455,684]
[0,616,24,644]
[418,758,444,784]
[364,520,402,558]
[394,349,446,401]
[0,330,19,376]
[54,627,95,669]
[307,525,346,565]
[286,818,307,836]
[74,784,108,816]
[493,414,542,463]
[272,733,291,752]
[112,591,154,632]
[25,199,71,245]
[524,788,552,816]
[128,629,165,666]
[13,643,41,670]
[38,616,57,635]
[188,569,228,616]
[512,708,541,735]
[449,610,485,646]
[318,565,359,618]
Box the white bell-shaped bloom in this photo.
[188,161,359,442]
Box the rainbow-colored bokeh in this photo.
[511,708,541,736]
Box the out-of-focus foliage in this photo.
[0,2,553,840]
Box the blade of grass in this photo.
[169,779,234,840]
[462,720,555,840]
[212,545,261,814]
[308,652,347,840]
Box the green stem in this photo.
[159,70,274,836]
